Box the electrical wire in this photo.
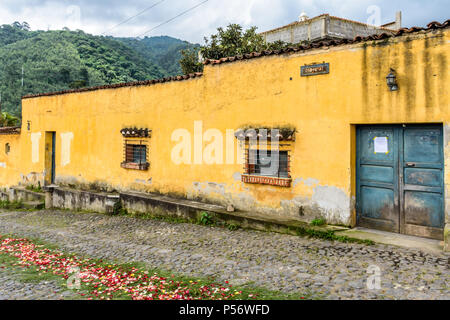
[101,0,166,35]
[136,0,209,38]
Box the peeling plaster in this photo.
[304,178,320,187]
[189,181,343,224]
[135,178,152,185]
[192,181,227,196]
[294,178,320,187]
[232,172,241,181]
[188,179,352,225]
[20,172,44,186]
[55,175,117,193]
[312,186,351,225]
[31,132,41,164]
[60,132,74,167]
[0,162,6,168]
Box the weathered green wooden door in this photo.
[357,126,400,233]
[356,125,444,240]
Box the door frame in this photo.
[44,131,56,185]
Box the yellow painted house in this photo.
[0,20,449,249]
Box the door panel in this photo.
[404,168,442,187]
[360,187,395,220]
[357,127,399,233]
[403,128,441,163]
[360,165,394,184]
[357,125,444,240]
[401,126,444,240]
[359,129,395,163]
[404,191,444,228]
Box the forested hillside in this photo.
[0,23,196,117]
[117,36,199,76]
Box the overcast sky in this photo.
[0,0,448,43]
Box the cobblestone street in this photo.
[0,268,78,300]
[0,209,448,300]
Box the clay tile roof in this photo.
[204,19,449,67]
[22,72,203,99]
[0,126,21,135]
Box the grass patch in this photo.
[127,211,195,225]
[310,218,326,227]
[109,205,240,232]
[295,227,374,245]
[25,183,44,193]
[111,201,127,216]
[0,245,71,288]
[0,200,26,210]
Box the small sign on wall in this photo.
[301,63,330,77]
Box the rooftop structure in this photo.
[261,12,402,44]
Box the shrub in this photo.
[199,212,213,226]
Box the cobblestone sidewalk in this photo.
[0,210,448,300]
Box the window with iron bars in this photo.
[245,149,290,178]
[121,139,149,171]
[242,148,292,187]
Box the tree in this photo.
[59,67,72,83]
[21,22,30,31]
[0,112,20,127]
[12,22,22,29]
[69,80,87,89]
[179,24,292,74]
[179,48,202,75]
[80,67,90,85]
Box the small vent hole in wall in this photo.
[5,143,10,155]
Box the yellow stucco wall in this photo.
[0,28,448,226]
[0,134,21,188]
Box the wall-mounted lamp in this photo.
[386,68,398,91]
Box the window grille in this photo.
[243,147,292,187]
[121,139,149,171]
[245,150,290,178]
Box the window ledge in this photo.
[241,174,292,187]
[121,162,150,171]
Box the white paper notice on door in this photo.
[374,137,389,154]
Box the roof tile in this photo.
[205,19,449,66]
[0,126,21,135]
[22,72,203,99]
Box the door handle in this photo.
[406,163,416,167]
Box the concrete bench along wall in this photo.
[50,187,119,214]
[8,187,45,203]
[0,21,448,249]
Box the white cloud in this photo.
[0,0,447,43]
